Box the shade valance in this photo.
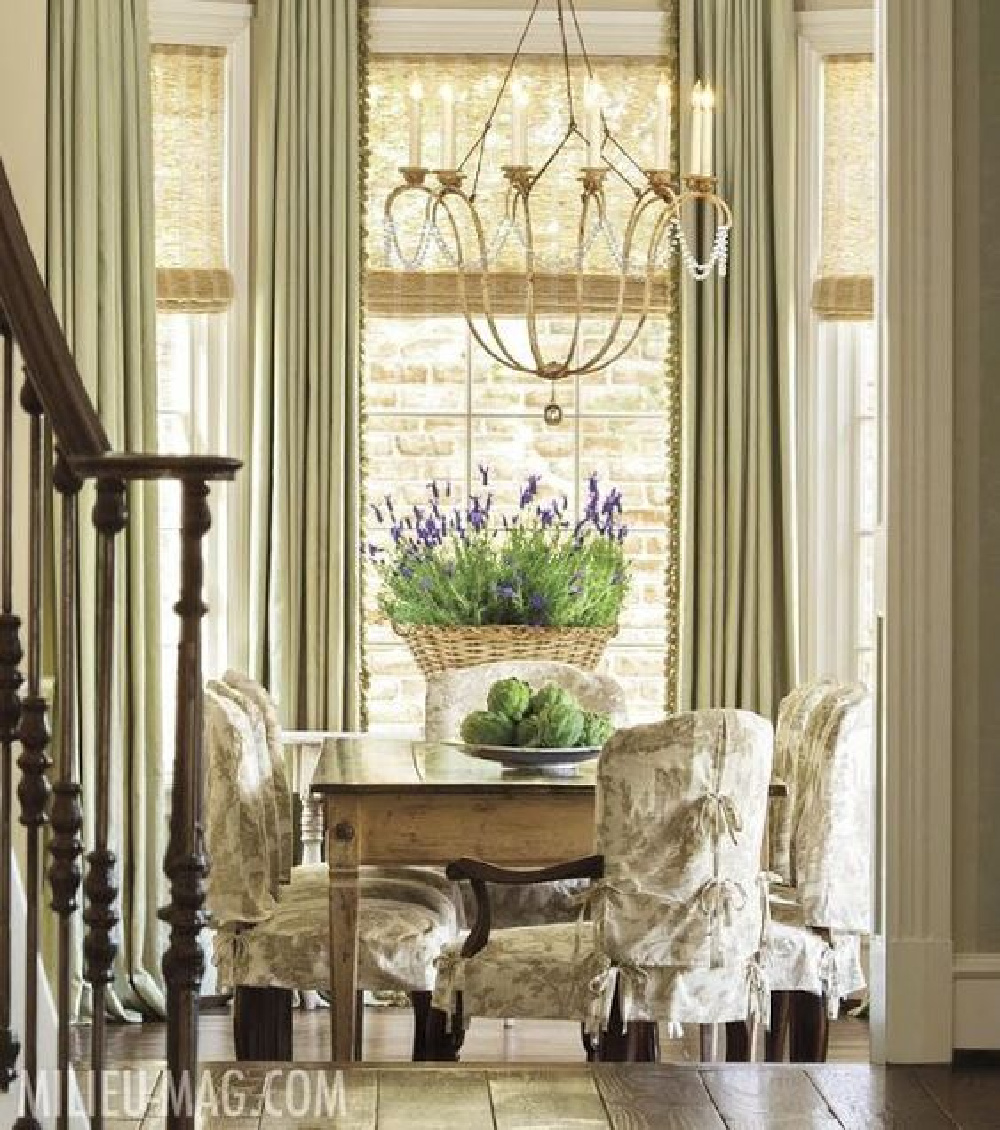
[152,43,233,313]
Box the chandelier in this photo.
[383,0,732,424]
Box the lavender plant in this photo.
[367,468,631,628]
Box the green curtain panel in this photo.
[46,0,165,1019]
[249,0,364,729]
[677,0,799,717]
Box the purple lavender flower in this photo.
[496,582,516,600]
[519,474,541,509]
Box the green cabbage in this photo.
[486,677,533,722]
[460,710,516,747]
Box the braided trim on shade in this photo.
[366,269,669,318]
[156,267,235,314]
[811,274,873,320]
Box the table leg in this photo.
[327,797,361,1061]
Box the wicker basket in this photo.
[393,623,618,677]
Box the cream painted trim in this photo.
[797,8,875,54]
[369,8,669,56]
[149,0,253,43]
[871,0,954,1064]
[953,955,1000,1049]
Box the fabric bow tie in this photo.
[696,790,743,846]
[697,876,747,926]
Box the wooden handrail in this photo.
[0,160,108,461]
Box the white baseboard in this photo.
[953,953,1000,1050]
[869,937,954,1064]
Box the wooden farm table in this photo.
[310,736,788,1063]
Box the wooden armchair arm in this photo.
[446,854,605,958]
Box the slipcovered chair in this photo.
[425,660,627,929]
[203,686,459,1060]
[431,709,774,1061]
[762,684,872,1061]
[767,677,836,883]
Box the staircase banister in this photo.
[0,157,109,461]
[70,451,242,483]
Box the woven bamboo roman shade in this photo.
[812,54,875,320]
[152,44,234,313]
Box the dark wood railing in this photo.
[0,157,240,1130]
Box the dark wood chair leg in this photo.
[724,1020,751,1062]
[766,990,792,1062]
[233,987,293,1061]
[410,991,431,1061]
[597,987,629,1062]
[426,997,465,1061]
[788,991,830,1062]
[581,1023,599,1062]
[625,1021,659,1062]
[354,991,365,1060]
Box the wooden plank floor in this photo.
[73,1002,871,1066]
[67,1062,1000,1127]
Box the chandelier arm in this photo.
[512,188,550,374]
[434,187,537,374]
[674,189,733,277]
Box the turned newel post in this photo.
[0,319,22,1091]
[14,376,50,1130]
[48,453,83,1129]
[83,476,127,1127]
[161,478,212,1130]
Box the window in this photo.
[796,15,878,687]
[150,4,251,768]
[364,38,678,735]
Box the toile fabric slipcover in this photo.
[763,685,873,1015]
[768,678,836,884]
[433,709,774,1033]
[202,686,457,994]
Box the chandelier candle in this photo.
[700,85,715,176]
[655,79,671,169]
[511,79,529,166]
[440,83,456,169]
[584,78,603,166]
[408,80,423,167]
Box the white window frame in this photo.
[796,8,876,682]
[150,0,252,673]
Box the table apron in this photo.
[322,791,595,867]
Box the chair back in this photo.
[792,685,873,933]
[425,659,627,740]
[223,669,294,883]
[769,678,836,882]
[595,709,773,971]
[203,686,279,927]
